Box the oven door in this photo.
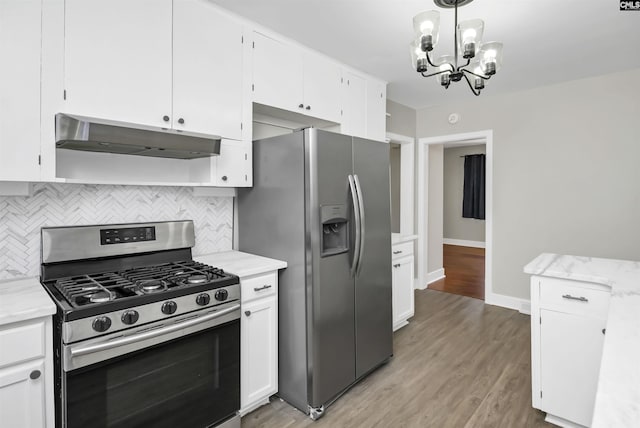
[60,303,240,428]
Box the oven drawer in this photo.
[0,320,45,368]
[241,272,277,303]
[538,277,610,317]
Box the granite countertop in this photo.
[194,250,287,278]
[391,233,418,245]
[0,276,56,326]
[524,253,640,428]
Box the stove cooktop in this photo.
[43,260,239,321]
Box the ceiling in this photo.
[209,0,640,110]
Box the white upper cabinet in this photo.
[366,80,387,142]
[213,141,252,187]
[252,32,303,114]
[252,32,341,123]
[341,71,367,138]
[63,0,244,140]
[302,51,342,123]
[172,1,243,140]
[64,0,173,129]
[0,0,43,181]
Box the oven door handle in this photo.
[70,303,240,359]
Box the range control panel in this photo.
[100,226,156,245]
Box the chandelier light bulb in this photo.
[413,10,440,51]
[479,42,503,75]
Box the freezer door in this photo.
[352,138,393,379]
[306,129,357,407]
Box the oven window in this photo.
[65,319,239,428]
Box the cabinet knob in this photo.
[602,328,606,335]
[30,370,41,380]
[221,175,228,181]
[393,263,401,268]
[163,115,170,122]
[298,103,304,108]
[178,118,185,125]
[305,105,311,110]
[244,310,251,317]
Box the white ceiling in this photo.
[209,0,640,110]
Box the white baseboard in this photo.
[443,238,486,248]
[485,292,531,315]
[420,268,445,291]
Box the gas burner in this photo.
[89,290,114,303]
[187,274,208,284]
[137,279,167,294]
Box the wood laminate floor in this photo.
[241,290,552,428]
[429,245,485,300]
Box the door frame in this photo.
[416,130,494,304]
[386,132,415,235]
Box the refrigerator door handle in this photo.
[353,174,366,276]
[348,174,361,277]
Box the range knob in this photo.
[92,316,112,332]
[196,293,211,306]
[121,310,139,325]
[214,289,228,301]
[161,301,177,315]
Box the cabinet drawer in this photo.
[0,320,45,368]
[392,242,413,259]
[241,272,277,303]
[538,278,610,317]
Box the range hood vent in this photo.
[55,114,221,160]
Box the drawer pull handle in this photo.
[393,263,401,268]
[393,250,403,254]
[562,294,588,302]
[254,285,272,291]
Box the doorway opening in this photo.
[416,130,495,304]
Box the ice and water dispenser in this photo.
[320,205,349,257]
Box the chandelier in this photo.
[410,0,503,96]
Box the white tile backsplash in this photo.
[0,183,232,280]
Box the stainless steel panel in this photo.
[55,113,221,159]
[62,284,240,344]
[352,138,393,379]
[41,220,195,264]
[64,301,240,371]
[307,129,356,407]
[237,131,309,412]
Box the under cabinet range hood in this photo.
[55,114,221,160]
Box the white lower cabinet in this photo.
[0,317,53,428]
[391,241,415,331]
[531,276,610,428]
[240,271,278,415]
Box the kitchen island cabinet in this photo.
[194,251,287,416]
[0,277,57,428]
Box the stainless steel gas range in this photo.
[40,220,241,428]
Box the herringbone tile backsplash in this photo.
[0,183,233,280]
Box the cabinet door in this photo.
[341,72,366,138]
[252,32,303,113]
[64,0,172,128]
[213,141,252,187]
[392,256,414,330]
[539,309,606,427]
[241,296,277,412]
[0,360,45,428]
[0,0,41,181]
[173,1,243,139]
[302,52,341,123]
[366,80,387,142]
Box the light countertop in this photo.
[524,253,640,428]
[0,276,56,326]
[194,250,287,278]
[391,233,418,245]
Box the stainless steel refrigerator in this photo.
[237,128,392,419]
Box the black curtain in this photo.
[462,154,485,220]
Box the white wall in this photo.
[417,68,640,300]
[443,144,486,243]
